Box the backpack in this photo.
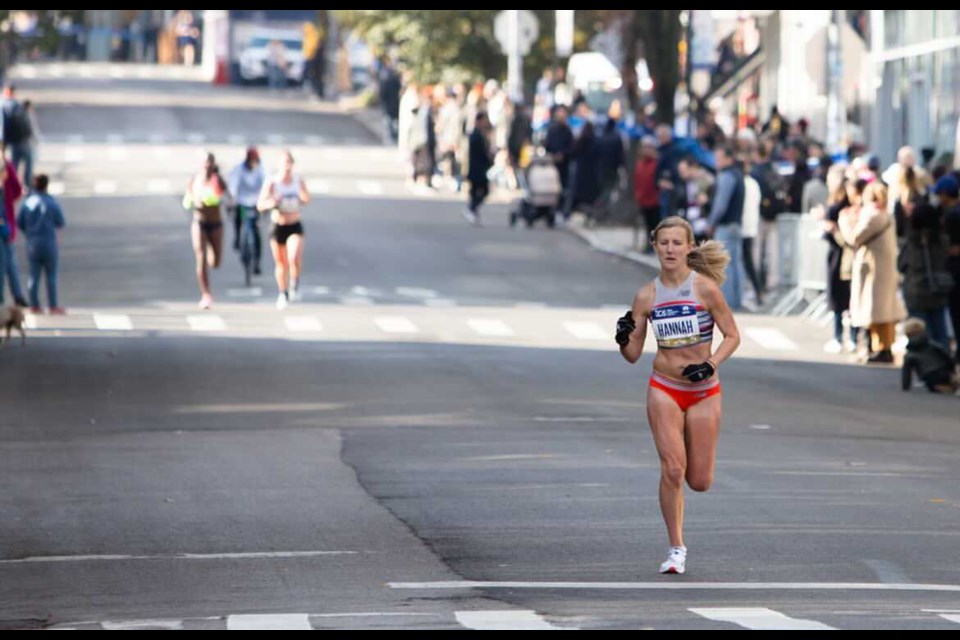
[2,101,32,146]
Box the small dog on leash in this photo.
[0,306,27,347]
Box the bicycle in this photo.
[235,205,262,288]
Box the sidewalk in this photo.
[563,220,659,271]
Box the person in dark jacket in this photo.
[377,58,402,144]
[898,202,951,347]
[464,111,493,226]
[544,105,574,218]
[591,118,626,224]
[902,318,958,394]
[570,121,601,219]
[934,175,960,363]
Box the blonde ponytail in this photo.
[687,240,730,285]
[652,216,731,285]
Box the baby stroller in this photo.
[509,154,562,229]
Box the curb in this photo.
[564,225,660,271]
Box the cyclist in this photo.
[228,147,266,277]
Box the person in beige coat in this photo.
[839,181,906,364]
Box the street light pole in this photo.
[508,10,523,104]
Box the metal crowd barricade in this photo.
[772,213,830,318]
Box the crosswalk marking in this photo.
[285,316,323,333]
[306,136,326,146]
[67,134,85,144]
[468,319,515,337]
[396,287,438,299]
[564,321,608,341]
[64,148,85,163]
[187,315,226,332]
[340,297,375,306]
[937,613,960,625]
[107,134,125,145]
[102,620,184,631]
[226,615,312,631]
[109,147,128,161]
[94,314,133,332]
[149,134,167,145]
[357,180,383,196]
[267,134,286,146]
[375,317,419,334]
[745,328,799,352]
[228,134,248,146]
[689,608,835,630]
[48,181,67,196]
[455,611,563,631]
[186,133,206,145]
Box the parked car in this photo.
[239,30,305,85]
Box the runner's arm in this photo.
[697,277,741,369]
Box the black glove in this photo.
[682,362,716,384]
[615,311,636,346]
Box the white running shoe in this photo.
[276,293,289,310]
[659,547,687,575]
[199,294,214,310]
[290,286,301,303]
[462,208,478,226]
[823,339,843,354]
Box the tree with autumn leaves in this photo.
[334,9,683,123]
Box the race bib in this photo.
[652,304,701,349]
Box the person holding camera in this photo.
[615,216,741,575]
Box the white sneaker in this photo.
[659,547,687,575]
[823,339,843,354]
[844,340,858,353]
[276,293,289,310]
[462,208,478,226]
[290,286,301,303]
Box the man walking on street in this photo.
[707,145,746,311]
[464,112,493,226]
[1,83,34,186]
[17,175,66,315]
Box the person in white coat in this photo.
[742,160,764,307]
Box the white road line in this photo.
[468,319,514,337]
[306,136,326,146]
[285,316,323,333]
[186,133,207,145]
[108,147,128,161]
[351,286,374,297]
[147,179,173,194]
[312,286,331,296]
[227,134,248,146]
[227,615,312,631]
[375,317,419,334]
[49,66,65,78]
[24,315,39,330]
[396,287,438,299]
[63,148,85,163]
[102,620,184,631]
[93,315,133,332]
[456,611,564,631]
[109,68,127,79]
[340,297,375,306]
[924,611,960,625]
[79,68,94,78]
[107,134,125,145]
[48,182,66,197]
[744,327,799,352]
[266,134,286,145]
[187,315,226,332]
[564,321,608,341]
[306,179,330,195]
[389,581,960,594]
[67,134,85,144]
[689,608,835,631]
[0,551,357,565]
[149,134,167,145]
[93,180,119,195]
[424,299,457,307]
[153,147,172,159]
[20,67,38,79]
[357,180,383,196]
